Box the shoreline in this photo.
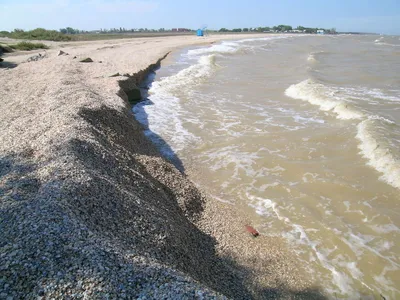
[0,34,323,299]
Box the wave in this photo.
[307,54,317,62]
[133,95,200,158]
[187,36,290,57]
[285,79,364,120]
[307,51,325,63]
[285,79,400,190]
[375,42,400,47]
[187,42,240,56]
[340,87,400,103]
[374,37,400,47]
[132,54,217,156]
[356,118,400,189]
[151,54,217,96]
[236,35,290,43]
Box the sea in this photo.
[133,34,400,299]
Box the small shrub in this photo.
[9,42,49,51]
[8,28,71,41]
[0,31,10,37]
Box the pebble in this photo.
[0,49,316,300]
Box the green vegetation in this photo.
[0,27,194,42]
[273,25,293,32]
[0,28,71,41]
[9,42,49,51]
[59,27,82,34]
[0,24,339,47]
[256,27,271,32]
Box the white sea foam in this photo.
[133,95,200,157]
[247,193,359,295]
[369,223,400,234]
[248,187,396,296]
[373,267,400,296]
[365,89,400,102]
[247,194,291,225]
[344,86,400,103]
[133,54,218,156]
[302,172,321,183]
[307,51,324,63]
[285,79,364,120]
[151,54,217,96]
[375,42,400,47]
[340,229,400,269]
[367,115,395,124]
[187,42,240,56]
[259,182,280,191]
[286,79,400,190]
[356,119,400,189]
[248,196,277,218]
[293,115,325,124]
[344,262,363,280]
[307,53,317,62]
[201,145,260,179]
[187,36,290,57]
[235,35,290,43]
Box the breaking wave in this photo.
[151,54,217,96]
[133,54,217,156]
[285,79,400,190]
[187,42,240,56]
[285,79,364,120]
[187,36,290,57]
[307,51,325,63]
[356,118,400,189]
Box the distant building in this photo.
[172,28,191,32]
[317,30,325,34]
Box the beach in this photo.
[0,34,320,299]
[132,34,400,298]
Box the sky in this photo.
[0,0,399,35]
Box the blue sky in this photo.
[0,0,399,34]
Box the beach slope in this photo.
[0,35,321,299]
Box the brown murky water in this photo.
[134,34,400,299]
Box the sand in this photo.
[0,34,325,299]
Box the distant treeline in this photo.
[218,25,337,34]
[59,27,190,34]
[0,27,194,41]
[0,25,338,42]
